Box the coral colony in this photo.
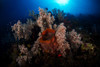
[11,7,95,66]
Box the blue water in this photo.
[0,0,100,38]
[0,1,100,66]
[0,0,100,21]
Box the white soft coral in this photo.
[18,44,28,54]
[37,7,55,32]
[67,29,83,48]
[11,19,34,40]
[55,23,70,57]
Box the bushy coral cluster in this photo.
[31,37,41,55]
[37,7,55,32]
[18,44,28,54]
[29,10,38,20]
[52,8,65,22]
[16,55,27,65]
[16,44,32,65]
[67,29,83,49]
[11,7,95,66]
[11,19,34,40]
[32,8,70,57]
[55,23,70,57]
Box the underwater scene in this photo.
[0,0,100,67]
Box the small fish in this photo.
[45,8,48,10]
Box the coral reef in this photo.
[10,7,97,66]
[32,7,70,57]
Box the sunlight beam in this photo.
[56,0,69,5]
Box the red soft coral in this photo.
[39,28,58,54]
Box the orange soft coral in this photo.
[39,28,58,54]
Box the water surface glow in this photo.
[55,0,69,5]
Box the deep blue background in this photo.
[0,0,100,32]
[0,0,100,24]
